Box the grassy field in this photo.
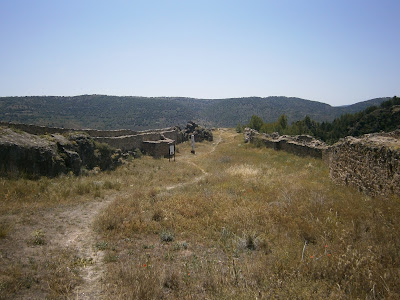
[1,129,400,299]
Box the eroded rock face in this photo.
[0,128,120,178]
[0,128,63,177]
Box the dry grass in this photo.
[226,164,261,178]
[0,173,122,214]
[92,129,400,299]
[0,169,123,298]
[1,128,400,299]
[0,248,83,300]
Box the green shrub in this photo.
[160,230,174,242]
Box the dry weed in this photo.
[2,129,400,299]
[95,130,400,299]
[226,164,260,178]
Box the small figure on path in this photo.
[191,134,195,154]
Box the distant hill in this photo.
[345,97,400,137]
[252,96,400,144]
[335,97,393,115]
[0,95,390,130]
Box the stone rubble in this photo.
[182,121,213,142]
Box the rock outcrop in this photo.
[182,121,213,142]
[0,127,121,178]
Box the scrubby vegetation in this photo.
[247,96,400,144]
[1,129,399,299]
[94,130,400,299]
[0,172,122,299]
[0,94,389,130]
[0,174,121,214]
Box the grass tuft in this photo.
[160,230,174,243]
[31,230,46,245]
[2,129,400,299]
[0,222,11,239]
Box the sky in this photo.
[0,0,399,106]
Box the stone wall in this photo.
[0,121,182,152]
[329,131,400,196]
[94,133,160,152]
[161,130,180,143]
[246,129,328,160]
[142,140,174,158]
[245,128,400,197]
[279,139,328,160]
[0,121,138,137]
[93,129,180,152]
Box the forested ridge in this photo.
[0,94,390,130]
[245,96,400,144]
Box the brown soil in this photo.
[1,196,115,299]
[0,130,224,299]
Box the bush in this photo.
[248,115,264,131]
[160,230,174,242]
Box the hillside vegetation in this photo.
[1,129,399,299]
[0,95,389,130]
[246,96,400,144]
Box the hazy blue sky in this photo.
[0,0,399,106]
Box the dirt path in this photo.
[0,195,116,299]
[30,197,115,299]
[165,130,222,191]
[60,197,115,299]
[72,130,224,297]
[3,130,225,299]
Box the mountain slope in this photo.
[0,95,390,130]
[336,97,392,115]
[199,97,334,127]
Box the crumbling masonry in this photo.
[245,128,400,197]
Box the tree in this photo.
[236,122,243,133]
[248,115,264,132]
[277,115,288,130]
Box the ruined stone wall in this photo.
[0,122,181,152]
[279,140,327,159]
[248,130,328,160]
[93,129,181,152]
[329,132,400,196]
[142,140,173,158]
[94,132,163,152]
[0,121,138,137]
[161,130,179,142]
[245,128,400,197]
